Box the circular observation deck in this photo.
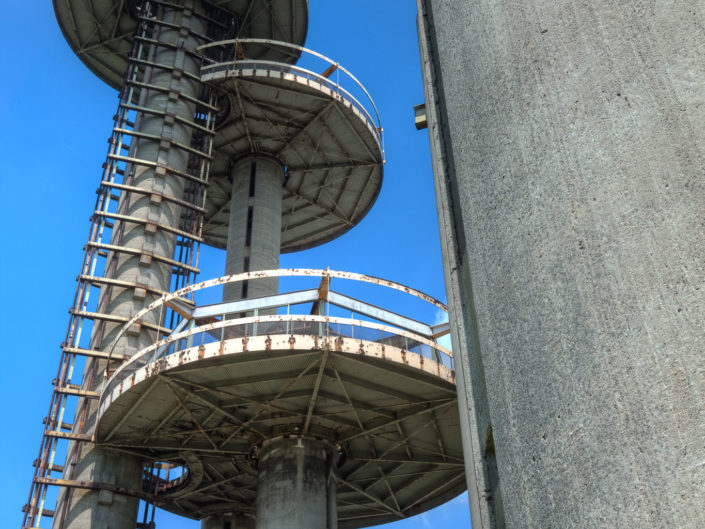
[54,0,309,89]
[96,270,463,526]
[200,40,385,252]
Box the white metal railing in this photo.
[102,269,452,408]
[197,38,383,145]
[102,314,453,406]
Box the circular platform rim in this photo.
[202,63,384,251]
[108,268,448,356]
[53,0,310,90]
[96,336,463,527]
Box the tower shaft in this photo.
[418,0,705,527]
[54,3,210,528]
[224,155,284,302]
[255,438,337,529]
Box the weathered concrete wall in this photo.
[418,0,705,527]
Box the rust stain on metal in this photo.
[110,268,447,359]
[154,358,167,374]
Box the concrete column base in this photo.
[255,437,338,529]
[202,513,255,529]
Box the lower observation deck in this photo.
[95,270,464,527]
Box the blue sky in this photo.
[0,1,470,527]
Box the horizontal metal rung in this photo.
[161,0,230,29]
[100,182,206,213]
[83,242,200,274]
[123,80,217,110]
[33,460,64,473]
[93,211,204,242]
[53,386,99,399]
[45,430,93,442]
[22,506,55,517]
[32,476,95,489]
[113,128,212,160]
[132,34,204,61]
[130,56,202,83]
[61,345,127,362]
[76,274,169,297]
[136,11,211,42]
[32,476,153,501]
[42,417,72,430]
[115,117,136,128]
[106,154,210,186]
[119,102,215,135]
[69,308,171,334]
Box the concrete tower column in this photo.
[55,3,207,528]
[255,438,338,529]
[418,0,705,528]
[223,155,284,302]
[202,513,256,529]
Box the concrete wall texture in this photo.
[417,1,705,528]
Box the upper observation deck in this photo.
[200,40,385,251]
[53,0,309,89]
[96,270,464,526]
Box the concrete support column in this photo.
[224,155,284,302]
[202,513,256,529]
[418,0,705,528]
[55,3,207,528]
[255,438,337,529]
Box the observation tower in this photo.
[23,2,464,529]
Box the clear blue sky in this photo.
[0,1,470,527]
